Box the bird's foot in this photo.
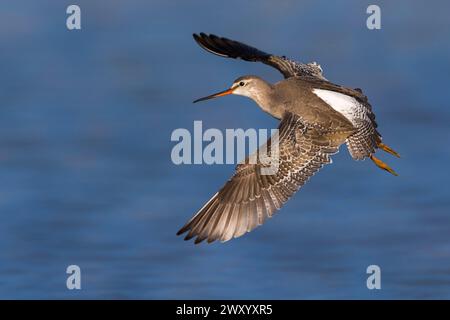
[370,154,398,176]
[378,142,400,158]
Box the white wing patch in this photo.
[312,89,368,125]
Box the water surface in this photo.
[0,0,449,299]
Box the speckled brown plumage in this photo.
[177,33,399,244]
[177,112,346,243]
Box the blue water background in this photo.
[0,0,449,299]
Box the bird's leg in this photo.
[378,142,400,158]
[370,154,398,176]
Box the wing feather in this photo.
[193,33,326,80]
[177,112,349,243]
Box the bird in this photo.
[177,33,399,244]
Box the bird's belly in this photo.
[312,89,369,125]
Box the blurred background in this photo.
[0,0,449,299]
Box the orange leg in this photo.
[370,154,398,176]
[378,142,400,158]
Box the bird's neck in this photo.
[251,82,284,120]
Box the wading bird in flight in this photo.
[177,33,399,244]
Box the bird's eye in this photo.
[239,81,245,86]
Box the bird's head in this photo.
[193,76,269,103]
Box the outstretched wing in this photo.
[193,33,326,80]
[177,112,347,244]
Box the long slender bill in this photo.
[193,88,234,103]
